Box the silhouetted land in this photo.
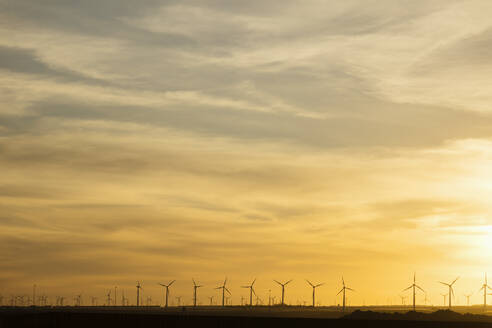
[2,306,492,328]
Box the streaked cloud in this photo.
[1,0,491,305]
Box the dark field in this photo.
[2,306,492,328]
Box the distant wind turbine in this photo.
[337,277,354,312]
[439,277,459,309]
[306,280,324,307]
[440,293,448,307]
[399,295,407,306]
[241,278,257,306]
[403,273,425,311]
[158,280,175,308]
[479,273,491,311]
[192,279,203,307]
[274,279,292,306]
[136,281,142,307]
[215,278,231,307]
[106,290,112,306]
[464,292,473,306]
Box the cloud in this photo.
[2,0,492,303]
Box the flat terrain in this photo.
[2,306,492,328]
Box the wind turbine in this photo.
[423,293,430,306]
[274,279,292,306]
[440,293,448,307]
[192,279,203,307]
[208,296,214,306]
[158,280,175,308]
[464,292,473,306]
[336,277,354,313]
[479,273,491,311]
[241,278,256,306]
[439,277,459,309]
[306,280,324,307]
[399,295,407,306]
[403,273,425,311]
[106,290,112,306]
[136,281,142,307]
[215,278,231,307]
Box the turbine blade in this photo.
[225,287,231,294]
[158,283,165,287]
[274,280,282,286]
[224,278,227,286]
[416,285,425,293]
[241,286,249,288]
[451,277,459,285]
[438,282,448,286]
[316,283,324,288]
[346,287,355,292]
[285,280,292,285]
[169,280,175,287]
[252,287,257,297]
[403,286,413,292]
[306,280,314,287]
[192,278,196,286]
[336,288,344,296]
[252,278,256,286]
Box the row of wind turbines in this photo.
[157,277,353,311]
[401,273,492,312]
[7,274,491,311]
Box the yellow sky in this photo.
[0,0,492,306]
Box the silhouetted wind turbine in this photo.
[274,279,292,306]
[158,280,175,308]
[136,281,142,307]
[403,273,425,311]
[399,295,407,306]
[337,277,354,312]
[479,273,491,311]
[216,278,231,307]
[241,278,256,306]
[464,292,473,306]
[106,290,112,306]
[192,279,203,307]
[439,277,459,309]
[306,280,324,307]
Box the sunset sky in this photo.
[1,1,492,306]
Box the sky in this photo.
[1,0,492,307]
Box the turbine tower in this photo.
[274,279,292,306]
[479,273,491,311]
[403,273,425,311]
[306,280,324,307]
[439,277,459,309]
[136,281,142,307]
[241,278,257,306]
[192,279,203,307]
[464,293,473,306]
[336,277,354,313]
[158,280,175,308]
[215,278,231,307]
